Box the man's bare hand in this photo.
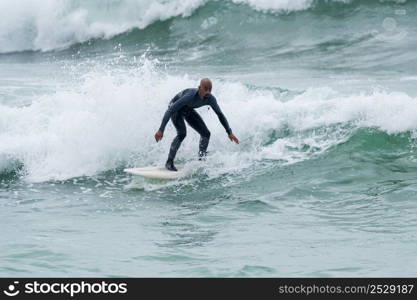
[155,130,163,142]
[228,133,239,144]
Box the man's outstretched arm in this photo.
[210,97,239,144]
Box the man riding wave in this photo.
[155,78,239,171]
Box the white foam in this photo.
[231,0,351,13]
[1,58,417,182]
[0,0,206,53]
[231,0,314,12]
[0,0,360,53]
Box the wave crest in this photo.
[1,57,417,181]
[0,0,206,53]
[2,0,409,53]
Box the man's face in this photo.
[199,85,212,99]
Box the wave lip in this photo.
[2,0,410,54]
[0,0,206,53]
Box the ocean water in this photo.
[1,0,417,277]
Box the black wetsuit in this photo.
[159,88,232,162]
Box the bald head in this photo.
[198,78,212,99]
[200,78,212,89]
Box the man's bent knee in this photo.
[177,133,187,141]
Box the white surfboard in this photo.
[124,164,187,180]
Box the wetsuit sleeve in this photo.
[209,96,232,135]
[158,93,191,133]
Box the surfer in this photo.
[155,78,239,171]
